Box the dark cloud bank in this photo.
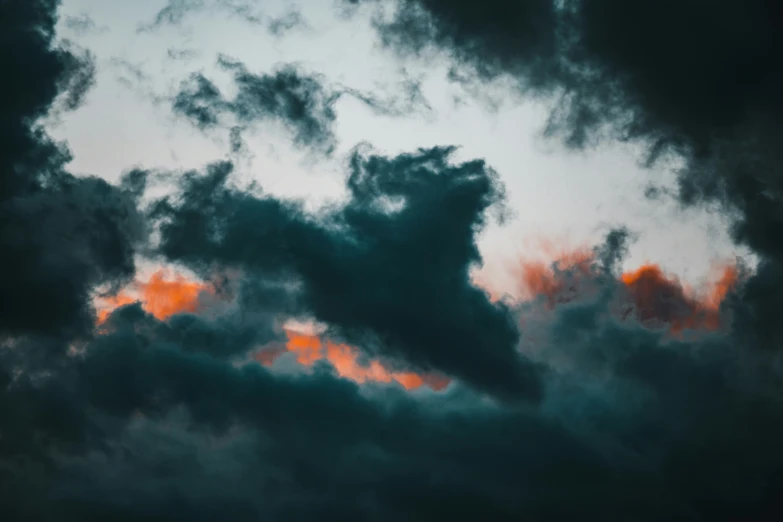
[3,1,783,521]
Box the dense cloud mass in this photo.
[348,0,781,148]
[348,0,783,347]
[149,150,540,401]
[0,0,142,338]
[3,1,783,521]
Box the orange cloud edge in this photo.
[96,251,741,393]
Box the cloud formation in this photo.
[173,58,340,153]
[347,1,781,149]
[148,150,540,401]
[172,55,433,155]
[347,0,783,348]
[3,1,783,521]
[0,0,142,338]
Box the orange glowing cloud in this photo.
[706,264,739,309]
[516,246,595,307]
[259,329,450,391]
[97,272,448,392]
[96,293,139,323]
[96,269,210,323]
[512,244,739,334]
[619,263,738,333]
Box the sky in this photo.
[3,1,783,521]
[50,0,748,291]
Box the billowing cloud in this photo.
[0,0,143,338]
[148,150,541,401]
[4,1,783,521]
[8,228,783,520]
[346,0,781,150]
[347,0,783,350]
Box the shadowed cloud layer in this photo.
[149,150,541,401]
[3,1,783,521]
[0,0,143,339]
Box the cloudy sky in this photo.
[50,0,747,290]
[3,1,783,521]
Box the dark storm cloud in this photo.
[1,308,594,521]
[0,0,140,513]
[347,0,783,345]
[344,0,561,88]
[346,0,781,149]
[342,0,781,162]
[5,1,783,521]
[0,0,144,338]
[8,234,783,521]
[99,301,281,361]
[149,153,542,401]
[1,173,146,338]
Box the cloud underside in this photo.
[2,1,783,521]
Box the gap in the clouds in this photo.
[54,0,749,322]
